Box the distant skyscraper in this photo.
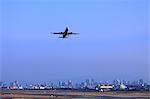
[122,80,127,85]
[50,83,53,87]
[58,81,62,87]
[14,81,19,87]
[91,79,94,86]
[62,82,66,86]
[85,79,90,87]
[127,81,131,85]
[132,81,139,85]
[113,80,121,86]
[10,82,14,87]
[68,80,72,87]
[139,79,144,86]
[0,82,3,87]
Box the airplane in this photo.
[52,27,79,38]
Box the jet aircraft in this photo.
[52,27,79,38]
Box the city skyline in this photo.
[1,0,149,83]
[1,78,149,86]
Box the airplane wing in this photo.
[52,32,63,35]
[68,32,79,35]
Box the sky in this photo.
[1,0,149,83]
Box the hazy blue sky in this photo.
[1,0,149,83]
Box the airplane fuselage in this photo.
[63,27,69,38]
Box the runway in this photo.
[0,89,149,99]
